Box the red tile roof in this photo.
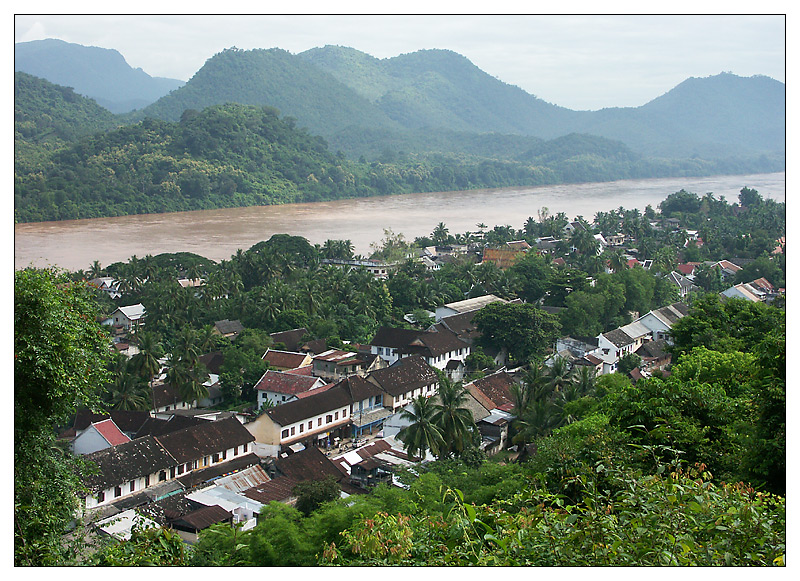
[254,369,322,395]
[92,419,131,446]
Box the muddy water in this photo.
[14,172,785,272]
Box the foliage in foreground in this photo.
[321,462,785,566]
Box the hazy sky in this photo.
[14,13,786,111]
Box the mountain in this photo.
[14,39,185,113]
[300,46,582,137]
[14,71,121,144]
[564,73,786,158]
[138,47,401,136]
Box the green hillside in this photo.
[137,47,400,137]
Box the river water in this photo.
[14,172,785,272]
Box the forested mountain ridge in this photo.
[14,39,185,114]
[15,41,784,163]
[14,42,785,223]
[137,48,402,137]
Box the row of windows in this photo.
[281,408,349,439]
[94,444,248,505]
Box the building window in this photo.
[308,421,313,430]
[222,450,227,460]
[144,474,150,487]
[159,470,167,482]
[177,464,184,475]
[299,423,304,433]
[318,418,323,426]
[342,408,347,417]
[114,486,122,498]
[282,429,289,439]
[234,446,239,456]
[290,426,296,436]
[129,481,135,493]
[98,491,105,503]
[170,467,176,478]
[335,411,339,420]
[213,453,220,463]
[326,414,333,423]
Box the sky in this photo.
[13,11,787,111]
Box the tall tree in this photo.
[15,268,111,565]
[432,378,475,459]
[397,395,446,460]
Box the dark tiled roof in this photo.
[198,351,225,374]
[254,369,321,395]
[151,382,186,409]
[241,475,298,504]
[367,355,438,397]
[653,302,690,325]
[156,417,255,464]
[338,374,385,402]
[301,338,328,355]
[270,328,309,351]
[636,339,670,360]
[134,415,208,439]
[83,436,177,492]
[265,384,353,427]
[214,319,244,336]
[401,328,469,358]
[275,445,344,483]
[370,327,423,349]
[173,504,232,531]
[263,350,310,369]
[470,371,516,409]
[602,328,634,348]
[435,310,481,341]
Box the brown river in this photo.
[14,172,785,272]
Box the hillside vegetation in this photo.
[13,43,785,223]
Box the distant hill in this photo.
[300,46,581,137]
[564,73,786,158]
[138,47,401,136]
[12,41,786,223]
[14,71,121,144]
[14,38,185,113]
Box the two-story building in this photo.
[254,369,328,408]
[366,355,439,412]
[246,383,354,455]
[82,417,255,510]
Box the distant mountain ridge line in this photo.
[13,40,785,223]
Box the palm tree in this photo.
[547,356,575,393]
[108,373,150,411]
[88,260,104,279]
[432,379,475,458]
[130,330,164,389]
[511,397,564,444]
[397,395,446,460]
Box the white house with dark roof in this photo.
[366,355,440,411]
[254,369,327,407]
[246,383,354,455]
[82,417,255,510]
